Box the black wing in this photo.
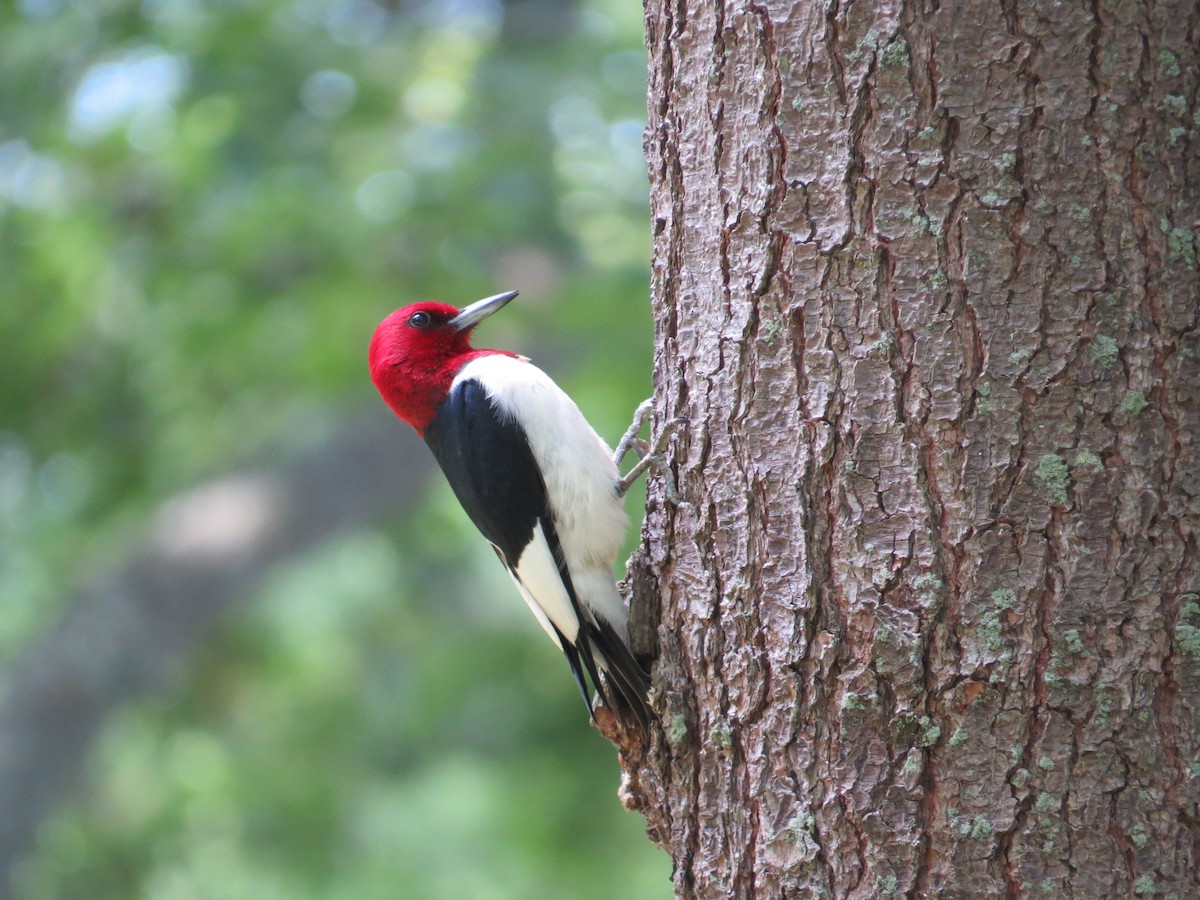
[425,377,545,571]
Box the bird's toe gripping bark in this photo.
[614,399,689,503]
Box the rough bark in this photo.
[626,0,1200,896]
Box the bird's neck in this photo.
[380,348,512,435]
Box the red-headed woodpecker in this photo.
[369,290,665,730]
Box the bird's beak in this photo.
[449,290,519,331]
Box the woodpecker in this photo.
[369,290,676,730]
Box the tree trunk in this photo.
[626,0,1200,896]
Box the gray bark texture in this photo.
[622,0,1200,896]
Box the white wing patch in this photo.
[508,519,580,645]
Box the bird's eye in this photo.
[408,311,432,329]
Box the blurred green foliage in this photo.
[1,0,666,895]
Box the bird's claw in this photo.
[614,400,689,503]
[612,399,653,469]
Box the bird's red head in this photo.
[369,290,518,434]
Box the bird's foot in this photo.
[614,399,689,502]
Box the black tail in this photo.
[583,616,653,731]
[533,511,651,730]
[555,618,651,731]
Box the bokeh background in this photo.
[0,0,669,896]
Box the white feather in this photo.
[507,523,575,643]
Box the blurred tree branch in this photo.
[0,412,432,893]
